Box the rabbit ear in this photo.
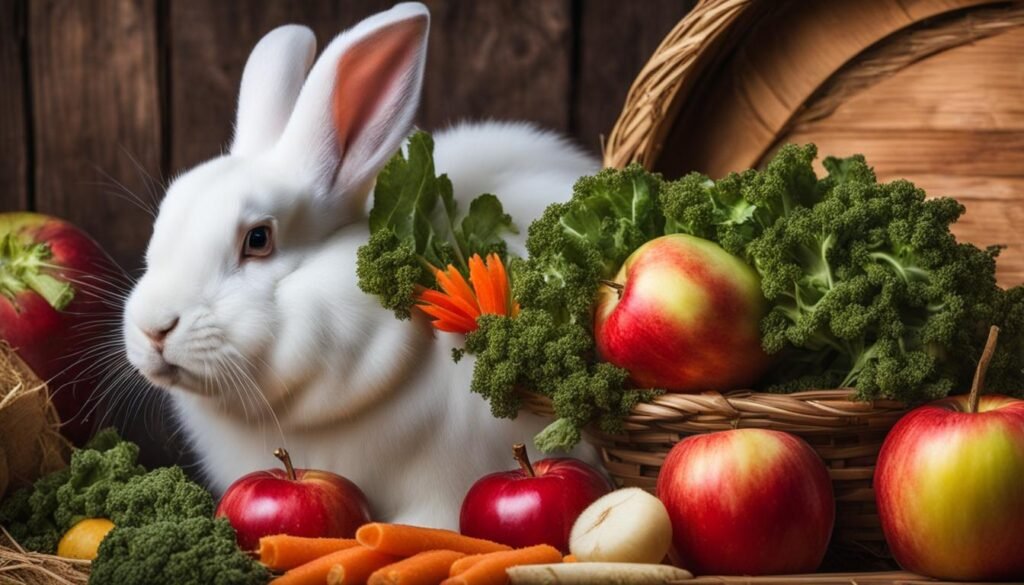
[275,3,429,221]
[231,25,317,156]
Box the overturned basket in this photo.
[546,0,1023,565]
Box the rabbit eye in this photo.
[242,225,273,259]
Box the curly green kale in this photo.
[661,144,1021,401]
[357,131,516,319]
[0,467,69,552]
[106,466,214,528]
[356,230,423,320]
[0,429,215,553]
[52,435,147,530]
[517,164,664,324]
[89,517,268,585]
[0,428,145,552]
[465,311,648,452]
[465,167,665,451]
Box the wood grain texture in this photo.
[29,0,162,271]
[574,0,695,154]
[0,0,28,211]
[421,0,573,133]
[661,0,997,178]
[168,0,393,173]
[779,27,1024,286]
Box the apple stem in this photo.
[512,443,536,478]
[968,325,1000,414]
[273,448,297,481]
[599,279,625,299]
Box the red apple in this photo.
[657,429,834,575]
[1,212,122,444]
[594,234,768,393]
[460,444,613,552]
[875,326,1024,581]
[215,448,372,550]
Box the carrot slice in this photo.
[448,553,485,576]
[417,303,478,333]
[356,524,511,557]
[433,266,479,317]
[417,289,467,316]
[487,254,510,315]
[442,545,562,585]
[468,255,498,315]
[270,546,399,585]
[259,535,359,572]
[562,554,577,563]
[368,550,466,585]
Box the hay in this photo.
[0,527,89,585]
[0,342,70,498]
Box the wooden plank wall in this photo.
[0,0,695,273]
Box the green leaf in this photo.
[456,194,517,259]
[558,166,663,276]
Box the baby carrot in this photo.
[356,524,511,556]
[448,553,485,576]
[368,550,466,585]
[442,545,562,585]
[259,535,360,572]
[270,546,399,585]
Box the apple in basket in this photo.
[0,212,123,445]
[657,428,834,575]
[594,234,769,392]
[460,444,613,552]
[875,326,1024,581]
[216,448,372,550]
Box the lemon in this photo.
[57,518,115,560]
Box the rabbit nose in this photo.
[144,317,179,352]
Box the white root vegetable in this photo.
[506,562,693,584]
[569,487,673,564]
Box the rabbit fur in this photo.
[123,2,599,528]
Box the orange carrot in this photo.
[368,550,466,585]
[356,524,511,557]
[447,553,485,576]
[441,545,562,585]
[562,554,577,563]
[259,535,360,572]
[468,255,497,315]
[270,546,399,585]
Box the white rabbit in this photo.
[123,2,599,528]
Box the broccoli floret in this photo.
[89,517,269,585]
[106,466,214,528]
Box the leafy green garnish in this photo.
[357,131,517,319]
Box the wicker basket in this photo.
[538,0,1024,565]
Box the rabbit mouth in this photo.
[147,360,181,387]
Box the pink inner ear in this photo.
[331,18,425,155]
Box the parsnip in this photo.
[506,562,692,584]
[569,488,672,564]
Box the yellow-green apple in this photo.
[215,448,372,550]
[1,213,122,444]
[875,326,1024,581]
[594,234,768,392]
[657,429,834,575]
[460,444,613,552]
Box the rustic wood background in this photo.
[0,0,695,273]
[0,0,694,467]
